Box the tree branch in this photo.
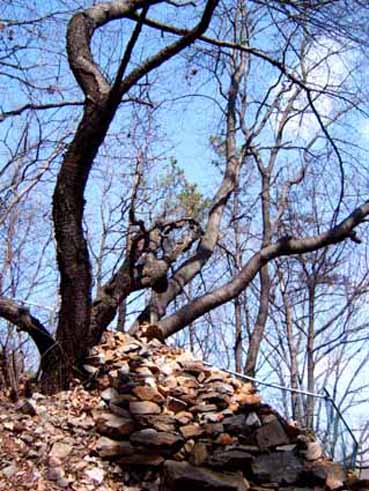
[158,200,369,338]
[0,297,55,356]
[0,101,83,122]
[66,0,160,99]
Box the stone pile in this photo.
[85,328,358,491]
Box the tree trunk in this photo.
[279,272,303,423]
[234,296,242,372]
[244,264,270,376]
[244,169,271,377]
[306,282,316,428]
[44,103,115,391]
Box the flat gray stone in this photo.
[130,428,183,449]
[95,436,135,458]
[255,419,289,449]
[252,451,304,485]
[223,415,247,433]
[304,441,323,461]
[207,448,254,470]
[162,461,249,491]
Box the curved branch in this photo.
[66,0,157,99]
[118,0,219,97]
[130,40,245,330]
[159,200,369,338]
[0,297,55,356]
[90,217,202,339]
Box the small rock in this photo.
[137,415,176,433]
[175,411,193,425]
[86,352,106,365]
[16,399,37,416]
[261,414,277,424]
[85,467,105,484]
[326,477,344,490]
[118,453,164,466]
[95,411,135,437]
[304,441,323,461]
[245,412,262,427]
[129,401,161,415]
[207,448,253,470]
[190,442,208,466]
[308,462,346,488]
[95,436,135,458]
[130,429,183,449]
[118,362,130,375]
[100,387,121,403]
[255,420,289,449]
[161,376,178,390]
[237,393,262,406]
[49,456,62,467]
[198,391,229,409]
[83,364,99,374]
[132,385,164,403]
[162,461,248,490]
[191,402,218,413]
[166,397,188,413]
[205,422,224,435]
[31,392,45,401]
[50,441,73,460]
[200,412,224,424]
[252,451,304,485]
[215,433,237,446]
[223,415,247,433]
[276,444,297,452]
[121,342,141,354]
[2,464,17,479]
[56,477,71,488]
[109,402,132,418]
[47,466,65,481]
[180,423,204,439]
[3,421,14,431]
[212,382,235,395]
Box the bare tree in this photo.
[1,0,369,394]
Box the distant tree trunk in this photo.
[244,168,271,377]
[244,264,270,376]
[278,269,303,423]
[234,296,242,372]
[306,282,316,428]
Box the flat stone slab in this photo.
[255,419,289,449]
[252,451,304,485]
[161,461,249,491]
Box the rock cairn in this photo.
[85,328,357,491]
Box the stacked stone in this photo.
[85,329,349,491]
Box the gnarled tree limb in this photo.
[0,297,55,356]
[158,200,369,338]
